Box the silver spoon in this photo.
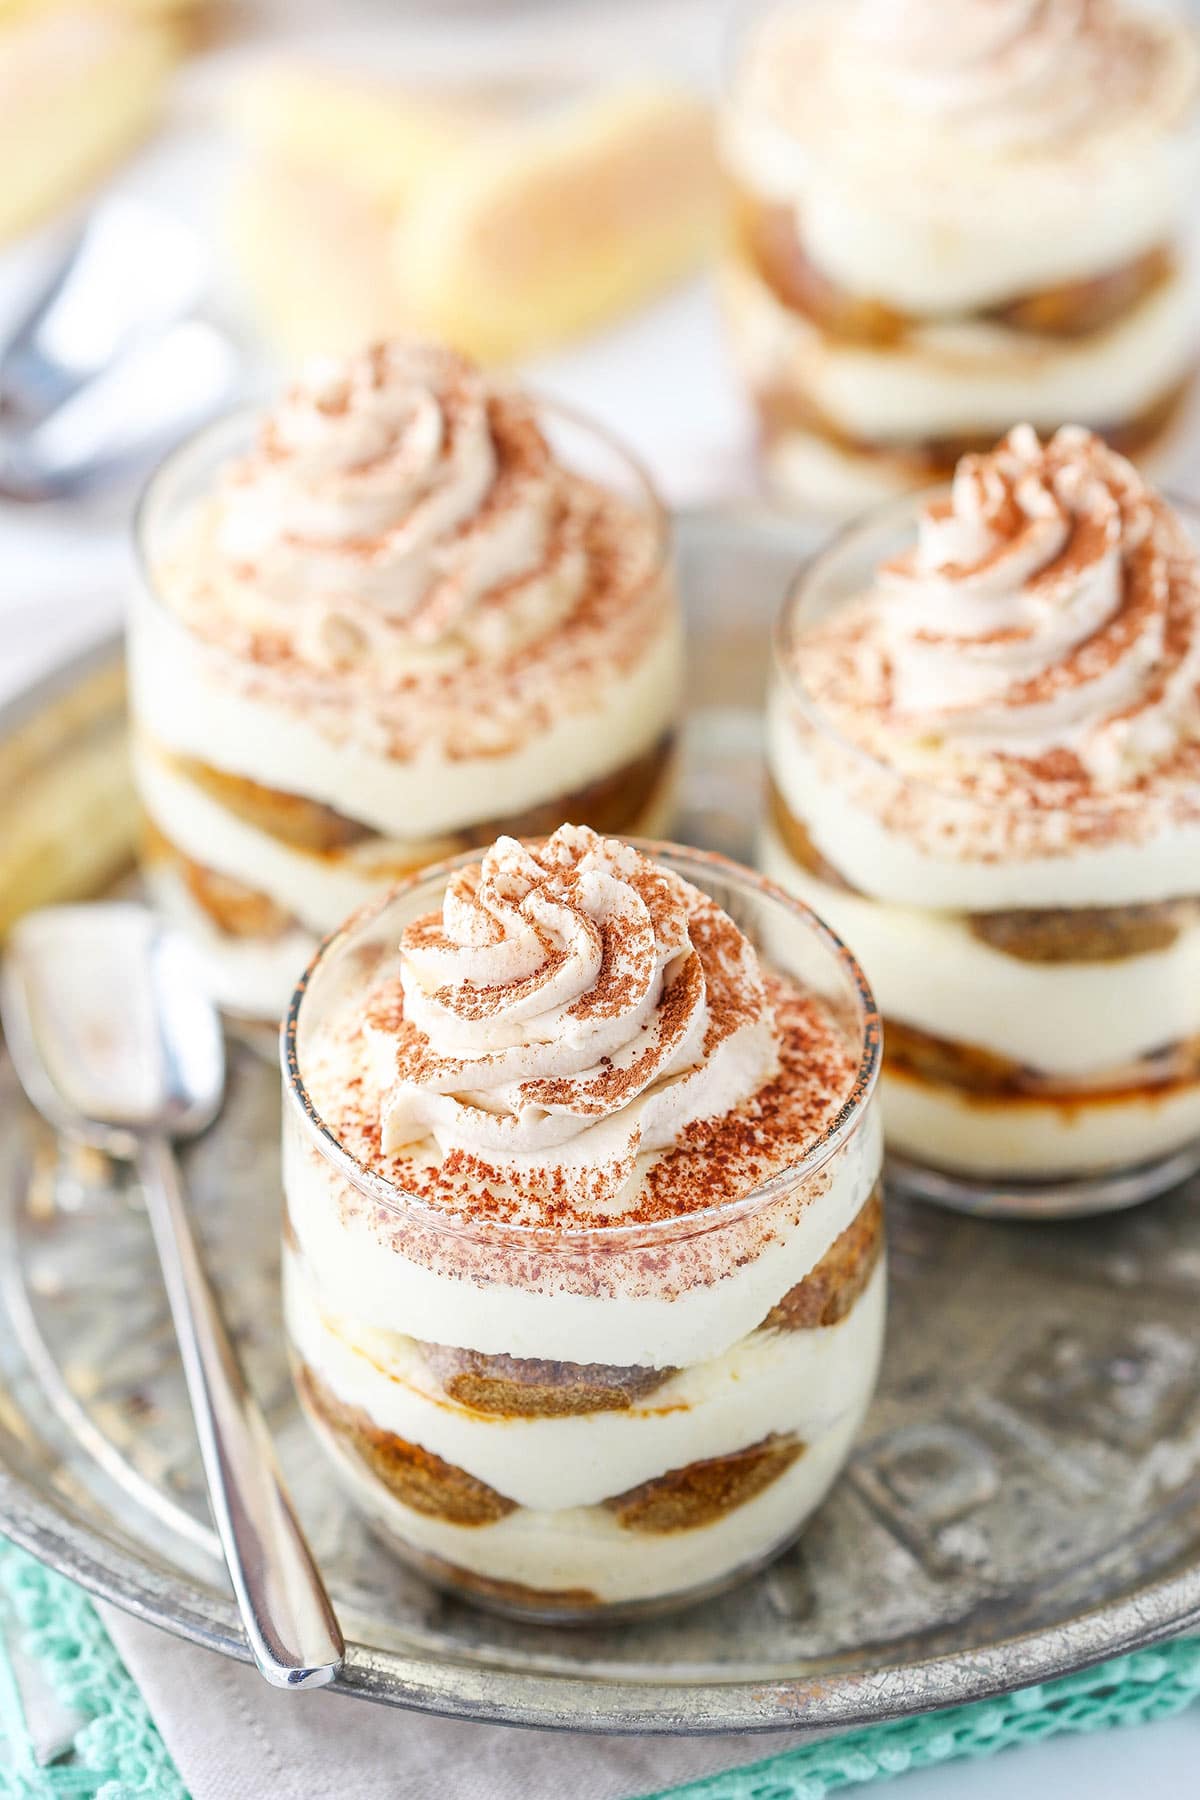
[0,197,209,424]
[1,903,344,1689]
[0,197,242,501]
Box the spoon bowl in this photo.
[3,903,223,1152]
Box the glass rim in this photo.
[280,837,882,1250]
[772,481,1200,821]
[130,389,674,621]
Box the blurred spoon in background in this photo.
[0,196,242,500]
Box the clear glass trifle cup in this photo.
[129,340,681,1025]
[281,825,884,1621]
[763,424,1200,1216]
[720,0,1200,514]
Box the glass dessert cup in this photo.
[719,1,1200,514]
[281,843,884,1623]
[764,490,1200,1219]
[129,396,680,1027]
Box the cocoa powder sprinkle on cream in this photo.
[786,424,1200,858]
[302,830,859,1238]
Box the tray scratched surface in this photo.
[2,510,1200,1735]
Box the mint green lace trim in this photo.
[3,1534,1198,1800]
[643,1639,1200,1799]
[0,1541,186,1800]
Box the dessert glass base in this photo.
[887,1141,1200,1222]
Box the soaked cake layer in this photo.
[721,248,1198,511]
[296,1365,519,1527]
[885,1019,1200,1101]
[748,348,1193,496]
[602,1435,804,1533]
[158,732,677,859]
[143,817,294,941]
[761,1184,882,1330]
[416,1344,670,1418]
[138,736,677,947]
[297,1361,807,1536]
[298,1369,875,1610]
[768,783,1200,963]
[306,1182,884,1424]
[282,1246,886,1513]
[732,192,1177,348]
[390,1549,603,1617]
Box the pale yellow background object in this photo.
[0,4,180,243]
[227,70,719,363]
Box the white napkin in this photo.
[99,1605,824,1800]
[0,1580,83,1768]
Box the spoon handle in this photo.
[136,1134,344,1688]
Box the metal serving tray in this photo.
[2,510,1200,1735]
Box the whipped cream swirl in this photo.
[376,826,780,1212]
[214,341,588,669]
[871,425,1200,788]
[842,0,1193,149]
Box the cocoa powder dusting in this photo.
[313,963,856,1235]
[161,360,670,768]
[789,426,1200,857]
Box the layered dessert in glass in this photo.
[282,824,883,1618]
[129,341,681,1021]
[765,424,1200,1211]
[722,0,1200,513]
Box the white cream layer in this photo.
[128,578,682,841]
[282,1102,883,1370]
[136,742,422,931]
[767,696,1200,910]
[304,1384,872,1606]
[883,1066,1200,1178]
[760,832,1200,1076]
[284,1249,884,1512]
[722,261,1197,448]
[134,737,676,941]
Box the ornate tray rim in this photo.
[4,566,1200,1736]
